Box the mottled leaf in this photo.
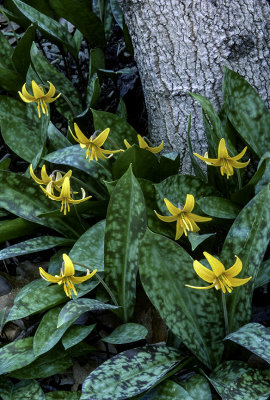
[81,345,184,400]
[47,122,72,152]
[30,43,82,119]
[141,380,193,400]
[0,64,24,92]
[197,196,241,219]
[225,323,270,364]
[180,374,212,400]
[13,0,78,57]
[46,392,81,400]
[58,298,118,327]
[221,185,270,331]
[255,259,270,288]
[186,115,207,182]
[159,153,181,181]
[113,146,160,182]
[102,323,148,344]
[12,23,36,76]
[0,31,14,69]
[12,380,44,400]
[0,376,13,400]
[188,232,216,251]
[105,166,147,321]
[223,67,270,157]
[49,0,105,48]
[0,236,73,261]
[69,220,105,272]
[110,0,123,28]
[62,324,96,349]
[10,345,72,379]
[0,337,35,374]
[92,109,137,148]
[0,218,38,243]
[139,229,224,369]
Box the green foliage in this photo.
[62,324,96,349]
[102,323,148,344]
[0,379,44,399]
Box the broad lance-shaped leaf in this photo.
[0,236,74,261]
[225,323,270,364]
[221,184,270,331]
[197,196,241,219]
[62,324,96,349]
[57,298,118,327]
[0,337,35,374]
[139,229,224,369]
[255,258,270,288]
[102,323,148,344]
[81,345,184,400]
[104,166,147,321]
[2,380,44,400]
[223,67,270,158]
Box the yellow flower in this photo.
[40,176,92,215]
[39,253,97,298]
[18,80,61,118]
[124,134,164,154]
[154,194,212,240]
[30,164,72,195]
[69,123,122,162]
[194,138,250,179]
[186,252,252,293]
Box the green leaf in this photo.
[81,345,184,400]
[0,31,14,69]
[0,96,45,162]
[102,323,148,344]
[30,43,82,119]
[89,48,105,78]
[11,380,44,400]
[0,377,13,400]
[188,232,216,251]
[159,153,180,181]
[139,229,224,369]
[0,337,35,374]
[0,218,38,243]
[186,115,207,182]
[92,109,137,148]
[6,278,99,322]
[33,307,75,357]
[69,220,105,272]
[47,122,72,151]
[62,324,96,349]
[255,258,270,288]
[105,166,147,321]
[110,0,123,28]
[13,0,78,57]
[223,67,270,158]
[221,185,270,331]
[141,380,193,400]
[12,23,36,76]
[197,196,241,219]
[0,236,73,261]
[9,345,72,379]
[225,323,270,364]
[0,64,24,92]
[113,146,160,181]
[49,0,105,48]
[46,392,81,400]
[180,374,212,400]
[57,298,118,327]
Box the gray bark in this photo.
[120,0,270,172]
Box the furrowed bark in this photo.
[120,0,270,172]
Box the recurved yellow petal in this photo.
[74,123,90,145]
[93,128,110,147]
[193,260,215,283]
[30,164,44,184]
[124,139,131,149]
[22,83,35,100]
[203,252,225,277]
[154,210,178,222]
[63,254,75,276]
[189,213,212,222]
[175,218,184,240]
[230,146,247,161]
[185,283,215,290]
[225,256,242,277]
[32,80,44,98]
[39,267,62,283]
[70,269,97,283]
[193,152,219,165]
[40,165,51,183]
[45,81,56,98]
[149,140,164,153]
[229,159,250,169]
[218,138,229,159]
[164,198,180,215]
[61,177,71,198]
[229,276,252,287]
[182,194,195,213]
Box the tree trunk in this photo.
[120,0,270,172]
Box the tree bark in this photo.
[120,0,270,172]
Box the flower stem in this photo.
[221,291,229,336]
[0,9,19,44]
[73,261,118,307]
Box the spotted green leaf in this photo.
[105,166,147,321]
[30,43,82,119]
[47,122,72,152]
[6,278,98,322]
[139,229,224,369]
[223,67,270,158]
[13,0,78,57]
[188,232,216,251]
[180,374,212,400]
[159,153,181,181]
[92,109,137,148]
[140,380,193,400]
[112,146,160,181]
[57,298,118,327]
[103,323,148,344]
[10,380,44,400]
[255,259,270,288]
[81,345,184,400]
[110,0,123,28]
[12,23,36,77]
[0,337,35,374]
[0,377,13,400]
[0,31,14,69]
[62,324,96,349]
[10,345,72,379]
[225,323,270,364]
[46,392,81,400]
[197,196,241,219]
[0,218,38,243]
[69,220,105,272]
[221,185,270,331]
[0,236,73,261]
[0,64,24,92]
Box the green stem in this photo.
[73,204,87,232]
[73,261,118,307]
[0,9,19,44]
[222,291,229,336]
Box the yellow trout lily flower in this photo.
[69,123,122,162]
[186,252,252,293]
[39,253,97,298]
[124,134,164,154]
[194,138,250,179]
[18,81,61,118]
[40,176,92,215]
[30,164,72,195]
[154,194,212,240]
